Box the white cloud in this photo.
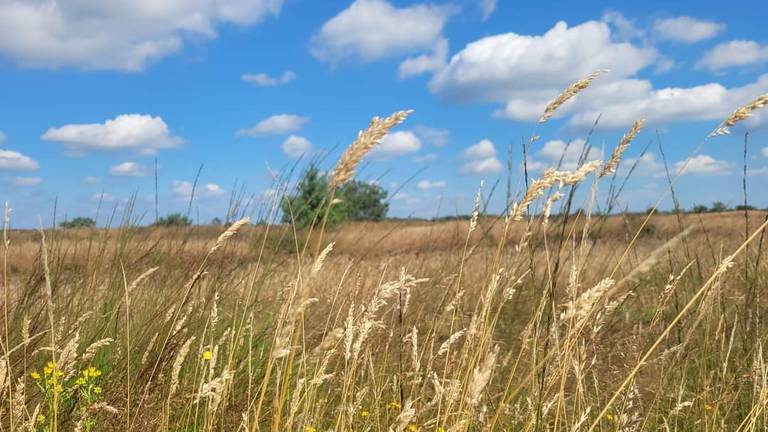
[559,74,768,129]
[430,20,657,103]
[281,135,312,159]
[460,157,503,175]
[399,38,448,78]
[368,131,422,159]
[42,114,182,154]
[413,152,438,162]
[237,114,309,137]
[462,139,496,159]
[0,149,39,171]
[84,176,100,184]
[311,0,452,64]
[0,131,5,143]
[698,40,768,71]
[622,153,666,178]
[92,192,115,202]
[0,0,283,71]
[110,162,147,177]
[413,125,450,147]
[417,179,446,190]
[14,176,41,186]
[746,166,768,177]
[242,71,296,86]
[427,19,768,130]
[652,16,724,43]
[460,139,503,175]
[479,0,497,21]
[674,154,733,176]
[601,11,643,41]
[535,139,602,171]
[171,180,226,201]
[762,147,768,158]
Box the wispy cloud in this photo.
[242,71,296,86]
[237,114,309,137]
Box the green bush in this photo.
[280,164,389,228]
[60,217,96,229]
[154,213,192,227]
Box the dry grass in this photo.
[2,93,768,431]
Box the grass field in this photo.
[2,92,768,431]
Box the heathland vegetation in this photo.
[1,74,768,431]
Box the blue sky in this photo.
[1,0,767,227]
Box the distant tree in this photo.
[735,204,757,211]
[710,201,729,213]
[692,204,708,214]
[60,217,96,229]
[338,181,388,222]
[210,217,223,226]
[154,213,192,227]
[280,164,389,228]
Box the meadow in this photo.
[2,78,768,431]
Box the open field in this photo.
[2,207,768,431]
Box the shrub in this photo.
[60,217,96,229]
[154,213,192,227]
[280,164,389,228]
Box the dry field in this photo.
[2,87,768,432]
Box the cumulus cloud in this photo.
[479,0,497,21]
[110,162,147,177]
[242,71,296,86]
[84,176,100,184]
[460,139,503,175]
[652,16,724,43]
[430,20,657,103]
[0,0,284,71]
[674,154,733,176]
[171,180,226,201]
[281,135,312,159]
[237,114,308,137]
[622,153,667,178]
[698,40,768,71]
[534,139,602,171]
[601,11,643,41]
[42,114,182,155]
[559,74,768,129]
[368,131,422,159]
[762,147,768,158]
[14,176,41,186]
[417,179,446,190]
[413,125,450,147]
[311,0,452,64]
[0,149,39,171]
[462,139,496,159]
[427,19,768,130]
[398,38,448,78]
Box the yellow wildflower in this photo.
[360,410,370,418]
[37,414,46,424]
[606,413,615,422]
[408,424,419,431]
[94,386,102,394]
[303,426,317,432]
[203,350,213,361]
[30,371,41,380]
[387,402,401,410]
[76,377,86,386]
[705,403,713,411]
